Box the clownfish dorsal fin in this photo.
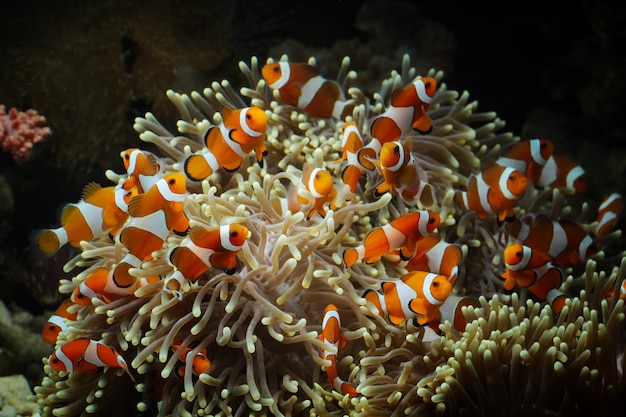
[188,225,207,245]
[480,158,498,172]
[219,105,235,124]
[127,194,145,217]
[146,153,160,174]
[390,88,403,105]
[82,182,102,200]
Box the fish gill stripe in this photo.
[55,347,74,372]
[220,224,241,252]
[298,75,327,110]
[269,62,291,89]
[499,167,518,200]
[78,281,99,301]
[308,168,325,198]
[529,139,548,165]
[388,142,405,172]
[422,272,443,305]
[565,166,585,188]
[156,178,186,203]
[414,78,433,104]
[417,212,433,237]
[239,108,263,137]
[114,186,129,212]
[126,149,140,175]
[506,245,532,270]
[48,315,68,332]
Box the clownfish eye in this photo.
[424,81,431,89]
[509,175,515,181]
[516,251,522,258]
[169,178,176,185]
[273,66,280,72]
[51,358,59,365]
[393,145,400,154]
[231,231,238,238]
[246,113,251,120]
[428,218,435,224]
[432,280,439,287]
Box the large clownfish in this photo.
[184,106,268,182]
[261,61,354,120]
[288,163,337,219]
[42,299,77,344]
[318,304,358,397]
[364,271,452,326]
[48,338,135,382]
[454,162,528,224]
[536,154,589,194]
[34,183,135,256]
[343,210,441,267]
[120,148,161,194]
[495,138,554,184]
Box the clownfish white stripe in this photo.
[123,253,143,269]
[114,187,129,212]
[54,347,74,372]
[566,166,585,189]
[537,155,558,187]
[475,175,491,214]
[388,142,405,172]
[220,224,241,252]
[52,228,69,248]
[599,193,621,211]
[414,79,433,104]
[125,150,139,177]
[308,168,325,198]
[578,235,594,259]
[200,151,220,174]
[382,223,410,248]
[85,341,108,368]
[156,180,186,203]
[239,108,263,137]
[505,245,532,271]
[495,156,526,174]
[548,223,567,258]
[48,315,68,332]
[530,139,548,165]
[77,281,99,301]
[322,308,340,330]
[341,124,361,147]
[499,167,518,201]
[185,240,216,265]
[383,105,414,136]
[268,62,291,89]
[77,202,106,238]
[422,272,442,305]
[297,75,327,110]
[130,210,169,240]
[546,288,566,305]
[396,281,418,320]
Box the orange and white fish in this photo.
[357,76,437,169]
[595,192,623,238]
[48,338,135,382]
[500,242,568,314]
[364,271,452,326]
[42,299,77,344]
[454,162,528,223]
[71,267,159,305]
[171,341,211,377]
[536,154,588,194]
[184,106,268,182]
[165,223,249,297]
[261,61,354,120]
[34,183,134,255]
[343,210,441,267]
[318,304,357,397]
[606,279,626,301]
[288,163,337,219]
[113,173,189,289]
[120,148,161,194]
[336,122,366,198]
[495,138,554,184]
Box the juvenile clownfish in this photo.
[343,210,441,268]
[506,215,598,267]
[318,304,358,398]
[184,106,268,182]
[364,271,452,326]
[165,224,250,297]
[500,242,568,314]
[536,154,589,194]
[71,267,160,305]
[120,148,161,194]
[42,299,77,344]
[357,76,437,170]
[171,342,211,377]
[48,338,135,382]
[606,279,626,301]
[113,173,189,289]
[288,163,338,219]
[495,138,554,184]
[336,122,366,198]
[454,162,528,224]
[595,192,623,238]
[34,183,135,256]
[374,138,435,206]
[261,61,354,120]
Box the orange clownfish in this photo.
[34,183,134,256]
[49,338,135,382]
[343,210,441,268]
[261,61,354,120]
[454,162,528,224]
[113,173,189,289]
[288,163,337,219]
[364,271,452,326]
[606,279,626,301]
[42,299,77,344]
[495,138,554,184]
[71,267,159,305]
[536,154,589,194]
[318,304,357,397]
[595,192,623,238]
[184,106,268,182]
[165,223,249,297]
[500,242,568,314]
[171,341,211,377]
[120,148,161,194]
[336,122,366,198]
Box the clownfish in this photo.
[113,173,189,289]
[454,162,528,224]
[261,61,354,120]
[165,223,249,297]
[184,106,268,182]
[318,304,357,397]
[606,279,626,301]
[500,242,568,314]
[595,192,623,238]
[120,148,161,194]
[536,154,588,194]
[288,163,337,219]
[506,215,598,267]
[357,76,437,170]
[364,271,452,326]
[171,342,211,377]
[71,267,160,305]
[42,299,77,344]
[48,338,135,382]
[336,122,366,198]
[495,138,554,184]
[34,183,134,256]
[343,210,441,268]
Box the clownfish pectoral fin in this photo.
[388,313,405,326]
[499,272,517,292]
[284,84,302,102]
[412,113,432,135]
[343,248,359,268]
[408,298,427,316]
[209,252,237,274]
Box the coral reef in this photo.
[0,105,50,164]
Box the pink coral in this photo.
[0,104,51,163]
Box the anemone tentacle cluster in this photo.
[32,55,625,416]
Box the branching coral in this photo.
[31,54,625,417]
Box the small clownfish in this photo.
[42,299,77,344]
[184,106,268,182]
[357,76,437,170]
[336,122,366,198]
[48,338,135,382]
[318,304,358,398]
[71,267,160,305]
[165,224,250,297]
[606,279,626,301]
[495,138,554,184]
[120,148,161,194]
[34,183,135,256]
[261,61,354,120]
[364,271,452,326]
[454,162,528,224]
[343,210,441,268]
[374,138,435,206]
[536,154,589,194]
[113,173,189,289]
[500,242,568,314]
[595,192,623,238]
[506,215,598,267]
[171,341,211,377]
[288,163,338,219]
